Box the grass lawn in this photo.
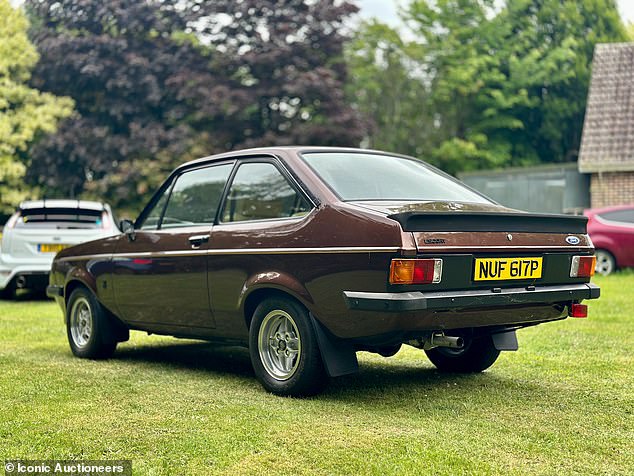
[1,274,632,475]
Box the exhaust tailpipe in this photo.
[407,333,465,350]
[429,333,464,349]
[16,275,27,289]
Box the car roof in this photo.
[175,146,410,172]
[19,199,107,212]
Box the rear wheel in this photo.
[249,297,327,396]
[594,249,616,275]
[425,334,500,373]
[66,287,117,359]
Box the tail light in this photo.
[570,256,596,278]
[101,211,111,229]
[390,259,443,285]
[5,213,19,229]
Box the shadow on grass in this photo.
[110,340,539,405]
[2,289,51,302]
[114,341,255,378]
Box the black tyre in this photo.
[594,249,616,275]
[1,279,15,300]
[249,297,327,396]
[425,334,500,373]
[66,287,118,359]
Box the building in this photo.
[459,164,589,214]
[578,42,634,208]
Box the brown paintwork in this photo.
[50,146,599,345]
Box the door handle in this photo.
[188,234,210,248]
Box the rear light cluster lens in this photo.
[569,303,588,318]
[570,256,596,278]
[390,259,443,285]
[5,213,19,229]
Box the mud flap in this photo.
[309,313,358,377]
[492,330,519,351]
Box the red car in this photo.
[585,205,634,275]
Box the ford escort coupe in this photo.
[48,147,600,396]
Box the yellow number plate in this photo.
[39,244,68,253]
[474,257,543,281]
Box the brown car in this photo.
[48,147,600,396]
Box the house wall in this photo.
[590,172,634,208]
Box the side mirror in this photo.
[119,219,136,242]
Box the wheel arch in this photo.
[242,286,312,329]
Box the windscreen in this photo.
[15,208,104,229]
[301,152,491,203]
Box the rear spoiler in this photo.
[19,199,105,212]
[388,211,588,234]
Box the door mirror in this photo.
[119,219,136,241]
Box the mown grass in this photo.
[1,273,632,475]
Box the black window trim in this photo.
[135,159,236,231]
[217,156,316,226]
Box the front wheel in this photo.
[425,334,500,373]
[66,287,118,359]
[249,297,327,396]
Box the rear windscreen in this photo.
[16,208,104,229]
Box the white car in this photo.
[0,200,118,298]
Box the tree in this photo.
[345,20,433,158]
[25,0,363,214]
[188,0,364,148]
[0,0,72,217]
[349,0,627,175]
[403,0,627,173]
[25,0,235,214]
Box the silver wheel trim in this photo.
[258,309,301,381]
[595,250,614,275]
[70,296,93,348]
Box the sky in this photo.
[357,0,634,27]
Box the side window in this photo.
[160,163,234,229]
[139,188,170,230]
[222,162,311,222]
[599,209,634,224]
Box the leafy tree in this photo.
[25,0,232,214]
[349,0,627,175]
[345,20,433,158]
[25,0,362,214]
[188,0,364,148]
[0,0,72,217]
[404,0,627,173]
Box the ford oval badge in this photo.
[566,236,580,245]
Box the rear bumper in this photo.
[0,254,53,290]
[343,283,600,312]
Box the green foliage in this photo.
[0,0,72,216]
[348,0,627,175]
[345,21,433,158]
[627,22,634,40]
